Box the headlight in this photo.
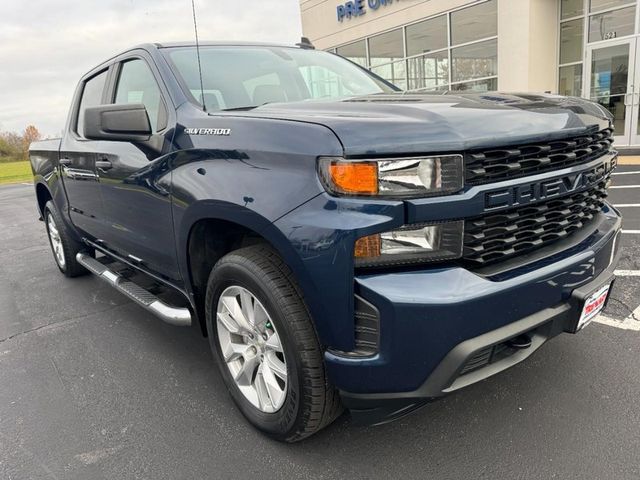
[354,221,464,268]
[318,155,464,198]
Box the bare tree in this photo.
[22,125,42,160]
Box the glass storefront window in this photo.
[451,39,497,82]
[371,61,407,90]
[407,51,448,90]
[588,6,636,42]
[562,0,584,19]
[560,19,584,64]
[336,41,367,67]
[451,78,498,92]
[406,15,448,56]
[450,0,497,46]
[589,42,629,97]
[590,0,634,13]
[558,64,583,96]
[368,29,404,67]
[332,1,498,93]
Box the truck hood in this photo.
[224,92,612,156]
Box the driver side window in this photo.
[114,59,167,132]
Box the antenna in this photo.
[191,0,207,112]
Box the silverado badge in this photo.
[184,127,231,136]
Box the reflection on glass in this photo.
[371,60,407,90]
[336,40,367,67]
[590,0,634,13]
[590,44,628,135]
[451,78,497,92]
[369,29,404,67]
[408,51,448,90]
[589,43,629,97]
[451,39,497,82]
[406,15,448,56]
[300,66,344,98]
[562,0,584,19]
[560,19,584,64]
[588,6,636,42]
[450,0,497,45]
[558,64,583,96]
[596,96,625,134]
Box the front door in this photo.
[96,54,181,283]
[585,37,640,146]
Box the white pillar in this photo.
[498,0,559,92]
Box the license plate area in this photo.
[570,281,612,333]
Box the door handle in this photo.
[624,93,634,106]
[59,158,72,166]
[95,160,112,170]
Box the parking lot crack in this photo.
[0,304,125,345]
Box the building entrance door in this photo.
[585,37,640,146]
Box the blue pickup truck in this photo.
[30,41,622,442]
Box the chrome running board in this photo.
[76,253,192,327]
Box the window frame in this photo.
[71,67,111,140]
[109,55,170,134]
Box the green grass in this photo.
[0,161,33,185]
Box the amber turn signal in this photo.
[354,234,381,258]
[324,160,379,195]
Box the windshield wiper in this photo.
[220,105,260,111]
[220,101,275,112]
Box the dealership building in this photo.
[299,0,640,147]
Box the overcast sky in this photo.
[0,0,302,137]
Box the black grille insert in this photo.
[353,295,380,356]
[463,183,608,266]
[465,128,614,185]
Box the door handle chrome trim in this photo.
[95,160,112,170]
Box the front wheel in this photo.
[205,245,342,442]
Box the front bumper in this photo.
[326,205,622,425]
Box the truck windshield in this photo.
[163,46,398,111]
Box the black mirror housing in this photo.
[84,104,152,142]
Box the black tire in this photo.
[44,200,90,278]
[205,245,343,442]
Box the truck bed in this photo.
[29,138,61,178]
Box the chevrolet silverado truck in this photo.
[30,41,622,442]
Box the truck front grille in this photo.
[463,183,608,266]
[465,128,613,185]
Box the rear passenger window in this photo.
[114,59,167,132]
[76,70,108,137]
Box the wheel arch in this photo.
[179,203,318,339]
[35,181,52,218]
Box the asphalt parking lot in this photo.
[1,166,639,480]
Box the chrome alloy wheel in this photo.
[47,214,66,268]
[216,285,288,413]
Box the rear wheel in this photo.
[44,201,89,277]
[205,245,342,442]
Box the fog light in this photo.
[355,221,464,267]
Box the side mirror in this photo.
[83,104,152,142]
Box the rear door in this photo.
[60,68,111,237]
[96,52,181,282]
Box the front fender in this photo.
[169,145,335,342]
